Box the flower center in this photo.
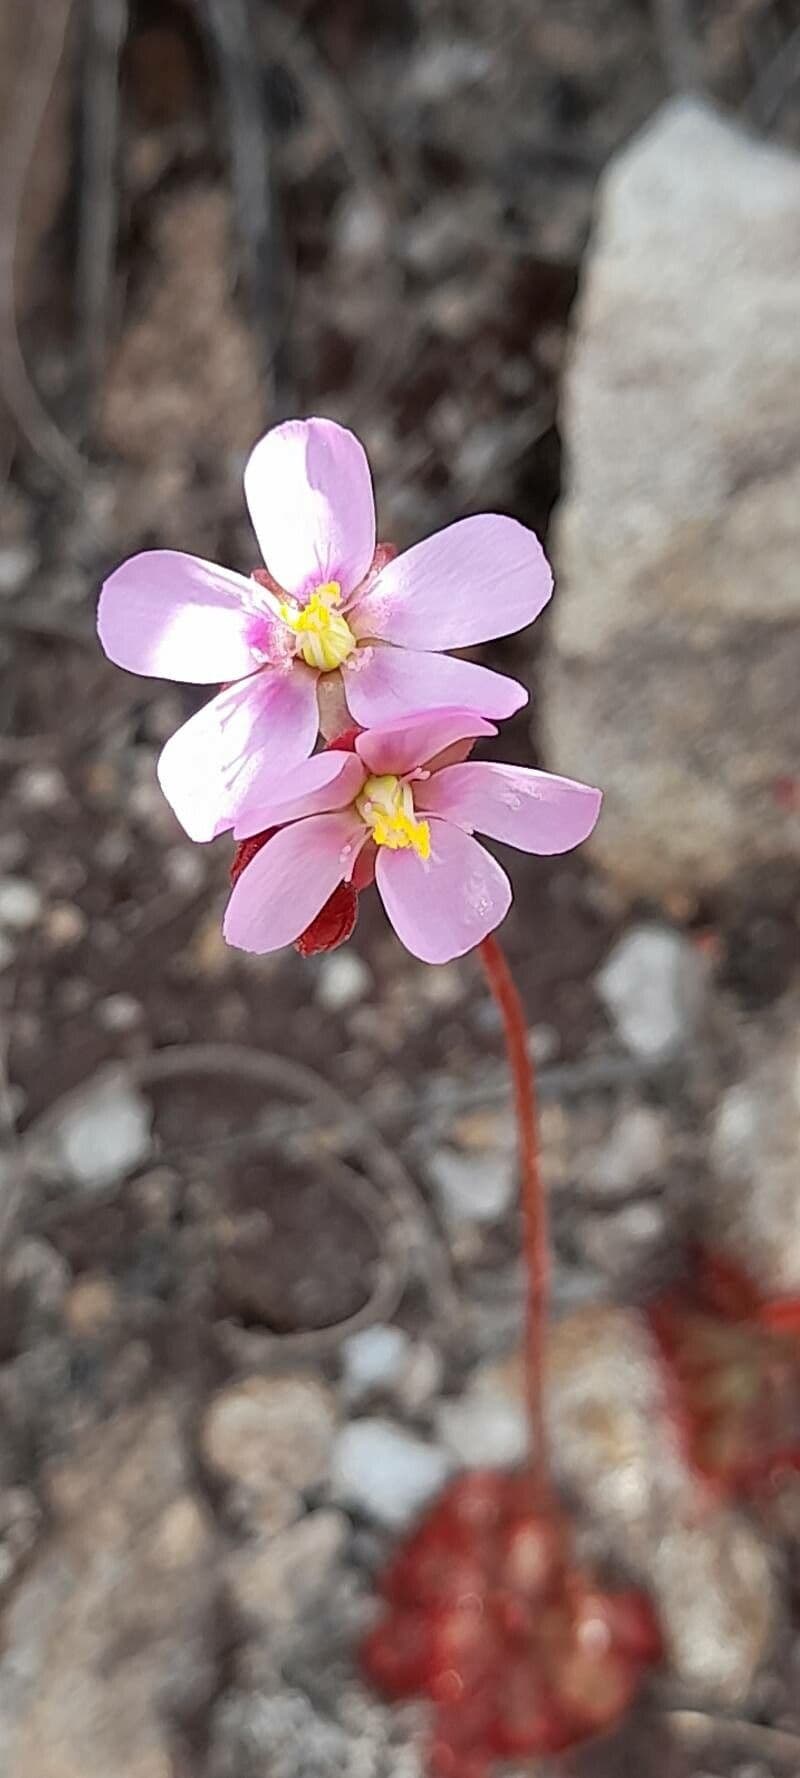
[278,580,357,672]
[356,774,431,861]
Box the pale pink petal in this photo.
[351,515,552,650]
[98,551,277,682]
[234,752,365,838]
[223,812,364,953]
[376,818,511,964]
[416,762,602,855]
[244,418,375,602]
[157,665,319,842]
[343,645,527,726]
[355,709,497,778]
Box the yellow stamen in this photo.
[278,579,357,672]
[356,774,431,861]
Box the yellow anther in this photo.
[278,580,357,672]
[356,774,431,861]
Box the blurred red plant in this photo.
[362,1469,661,1777]
[648,1248,800,1501]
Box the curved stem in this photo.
[479,934,550,1487]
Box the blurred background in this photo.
[0,2,799,1775]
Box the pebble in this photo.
[596,923,705,1064]
[653,1512,776,1703]
[330,1419,452,1528]
[44,901,88,948]
[0,543,38,594]
[316,949,373,1012]
[586,1102,670,1197]
[0,878,42,931]
[64,1275,119,1339]
[436,1363,529,1470]
[341,1325,411,1402]
[426,1145,514,1224]
[13,763,68,809]
[96,993,144,1033]
[225,1511,347,1630]
[201,1374,336,1498]
[33,1071,152,1193]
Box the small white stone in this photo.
[341,1325,411,1402]
[316,950,372,1012]
[41,1072,152,1193]
[330,1419,451,1528]
[587,1103,670,1196]
[96,993,144,1033]
[427,1146,513,1224]
[0,543,38,594]
[596,923,704,1063]
[436,1368,529,1471]
[0,877,42,931]
[202,1375,336,1497]
[13,764,67,809]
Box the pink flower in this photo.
[223,710,601,965]
[97,419,552,842]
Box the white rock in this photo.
[330,1419,451,1528]
[341,1325,411,1402]
[315,950,372,1012]
[586,1101,669,1196]
[0,878,41,930]
[436,1364,529,1470]
[596,923,704,1063]
[96,993,144,1033]
[544,99,800,899]
[0,544,37,595]
[12,764,67,809]
[653,1512,776,1703]
[426,1145,514,1224]
[33,1071,152,1193]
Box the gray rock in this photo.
[544,99,800,900]
[27,1068,152,1194]
[209,1687,424,1778]
[225,1511,348,1631]
[596,923,705,1063]
[0,1398,216,1778]
[708,997,800,1292]
[330,1419,451,1529]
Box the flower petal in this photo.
[416,762,602,855]
[376,818,511,964]
[343,645,527,726]
[244,418,376,601]
[234,751,366,838]
[157,665,319,841]
[223,811,364,954]
[98,551,275,682]
[352,515,552,649]
[355,710,497,778]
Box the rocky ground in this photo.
[0,2,799,1775]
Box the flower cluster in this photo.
[362,1469,662,1775]
[98,417,601,961]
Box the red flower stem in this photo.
[479,934,550,1489]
